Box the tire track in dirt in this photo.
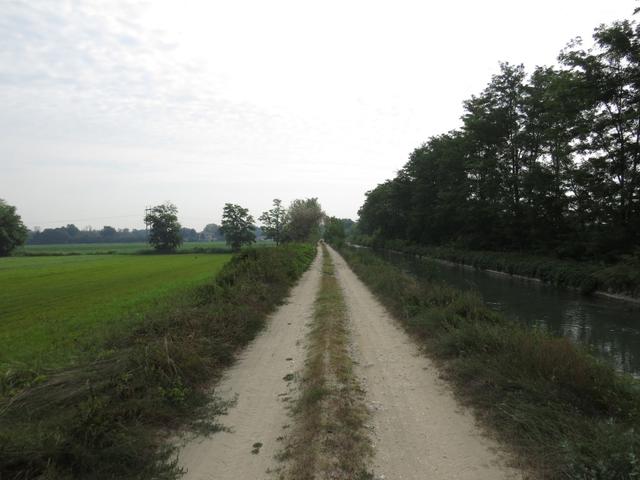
[177,246,323,480]
[326,245,522,480]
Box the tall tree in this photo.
[0,199,28,256]
[323,216,346,246]
[144,202,182,252]
[561,20,640,247]
[220,203,256,251]
[285,198,324,242]
[259,199,288,245]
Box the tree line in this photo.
[0,197,326,255]
[358,15,640,260]
[145,198,325,252]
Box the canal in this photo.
[385,252,640,376]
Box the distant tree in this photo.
[285,198,324,242]
[201,223,222,241]
[0,199,28,256]
[220,203,256,251]
[259,199,288,245]
[100,226,117,240]
[144,202,182,252]
[180,227,198,242]
[66,224,80,238]
[323,216,346,246]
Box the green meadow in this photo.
[0,253,231,368]
[18,241,230,255]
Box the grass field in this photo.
[18,241,231,255]
[0,253,231,368]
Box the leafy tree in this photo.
[220,203,256,251]
[561,20,640,246]
[285,198,324,242]
[357,10,640,259]
[180,227,198,242]
[0,199,28,256]
[201,223,222,241]
[259,199,288,245]
[100,226,117,240]
[144,202,182,252]
[323,216,346,246]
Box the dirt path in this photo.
[177,246,323,480]
[326,245,522,480]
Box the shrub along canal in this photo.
[384,251,640,376]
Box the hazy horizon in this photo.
[1,0,637,231]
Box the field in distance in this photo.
[18,241,232,255]
[0,253,231,369]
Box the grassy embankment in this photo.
[278,246,372,480]
[352,236,640,299]
[0,244,315,480]
[0,254,231,369]
[339,245,640,479]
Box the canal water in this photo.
[384,252,640,376]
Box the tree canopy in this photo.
[144,202,182,252]
[323,216,347,246]
[220,203,256,251]
[259,199,288,245]
[285,198,324,243]
[358,15,640,260]
[0,199,28,256]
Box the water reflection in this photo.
[385,252,640,376]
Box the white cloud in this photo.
[0,0,637,229]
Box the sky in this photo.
[1,0,637,230]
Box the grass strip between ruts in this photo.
[277,245,372,480]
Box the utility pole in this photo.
[144,206,152,233]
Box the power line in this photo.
[31,214,142,226]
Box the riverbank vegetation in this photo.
[339,246,640,479]
[356,11,640,291]
[352,236,640,298]
[0,244,315,480]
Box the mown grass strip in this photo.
[0,244,315,480]
[338,245,640,479]
[279,245,372,480]
[0,254,232,368]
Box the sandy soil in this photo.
[326,245,522,480]
[177,246,323,480]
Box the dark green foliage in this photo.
[259,199,287,245]
[220,203,256,252]
[0,245,315,480]
[352,236,640,297]
[339,246,640,478]
[323,216,346,247]
[284,198,324,243]
[0,199,28,256]
[357,13,640,261]
[144,203,182,252]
